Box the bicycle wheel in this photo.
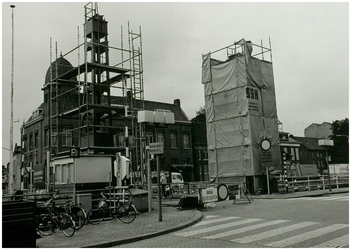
[118,204,137,223]
[87,208,107,225]
[60,213,75,237]
[37,214,54,236]
[71,207,86,230]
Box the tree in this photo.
[191,106,206,123]
[329,118,349,164]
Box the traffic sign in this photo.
[149,142,164,155]
[70,147,80,158]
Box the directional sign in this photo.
[261,150,272,168]
[149,142,164,155]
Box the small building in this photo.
[292,136,327,175]
[279,132,301,177]
[304,122,332,139]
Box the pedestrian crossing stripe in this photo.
[175,216,349,248]
[232,221,318,244]
[265,223,349,247]
[174,218,263,237]
[194,216,240,227]
[314,234,349,248]
[203,220,289,239]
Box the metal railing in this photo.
[278,174,349,193]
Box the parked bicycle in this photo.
[87,191,137,225]
[60,196,87,230]
[36,191,76,237]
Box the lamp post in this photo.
[137,110,175,221]
[8,5,16,195]
[318,139,334,192]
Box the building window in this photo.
[55,163,72,184]
[170,133,177,148]
[198,150,202,161]
[44,129,49,147]
[157,132,164,144]
[61,128,72,147]
[117,134,125,147]
[203,151,208,161]
[171,158,178,165]
[145,131,153,146]
[23,136,28,153]
[290,148,295,160]
[34,131,39,149]
[184,158,191,164]
[29,133,33,151]
[183,133,190,149]
[51,127,57,147]
[203,165,209,181]
[295,148,300,161]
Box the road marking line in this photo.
[313,234,349,248]
[174,218,263,237]
[205,215,219,219]
[232,221,318,244]
[290,197,349,201]
[265,224,349,247]
[203,220,289,239]
[193,216,240,227]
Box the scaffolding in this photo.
[208,38,273,63]
[202,38,281,192]
[45,3,145,183]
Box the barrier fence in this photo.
[277,174,349,193]
[3,175,349,203]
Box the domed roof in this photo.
[44,57,75,85]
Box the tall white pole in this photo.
[8,5,15,194]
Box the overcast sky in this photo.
[2,1,349,165]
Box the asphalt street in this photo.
[113,193,349,248]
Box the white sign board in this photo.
[149,142,164,155]
[318,139,334,146]
[201,187,218,203]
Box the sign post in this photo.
[70,147,80,204]
[261,139,272,195]
[149,142,164,221]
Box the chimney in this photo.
[174,99,181,107]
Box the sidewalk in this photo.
[36,187,348,248]
[36,203,202,248]
[253,187,349,199]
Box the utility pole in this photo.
[8,4,15,194]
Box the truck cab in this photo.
[170,172,184,194]
[171,172,184,184]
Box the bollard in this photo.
[336,176,339,189]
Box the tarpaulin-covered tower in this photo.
[202,38,281,192]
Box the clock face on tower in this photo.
[261,139,271,151]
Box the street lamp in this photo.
[8,4,16,194]
[318,139,334,192]
[137,110,174,221]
